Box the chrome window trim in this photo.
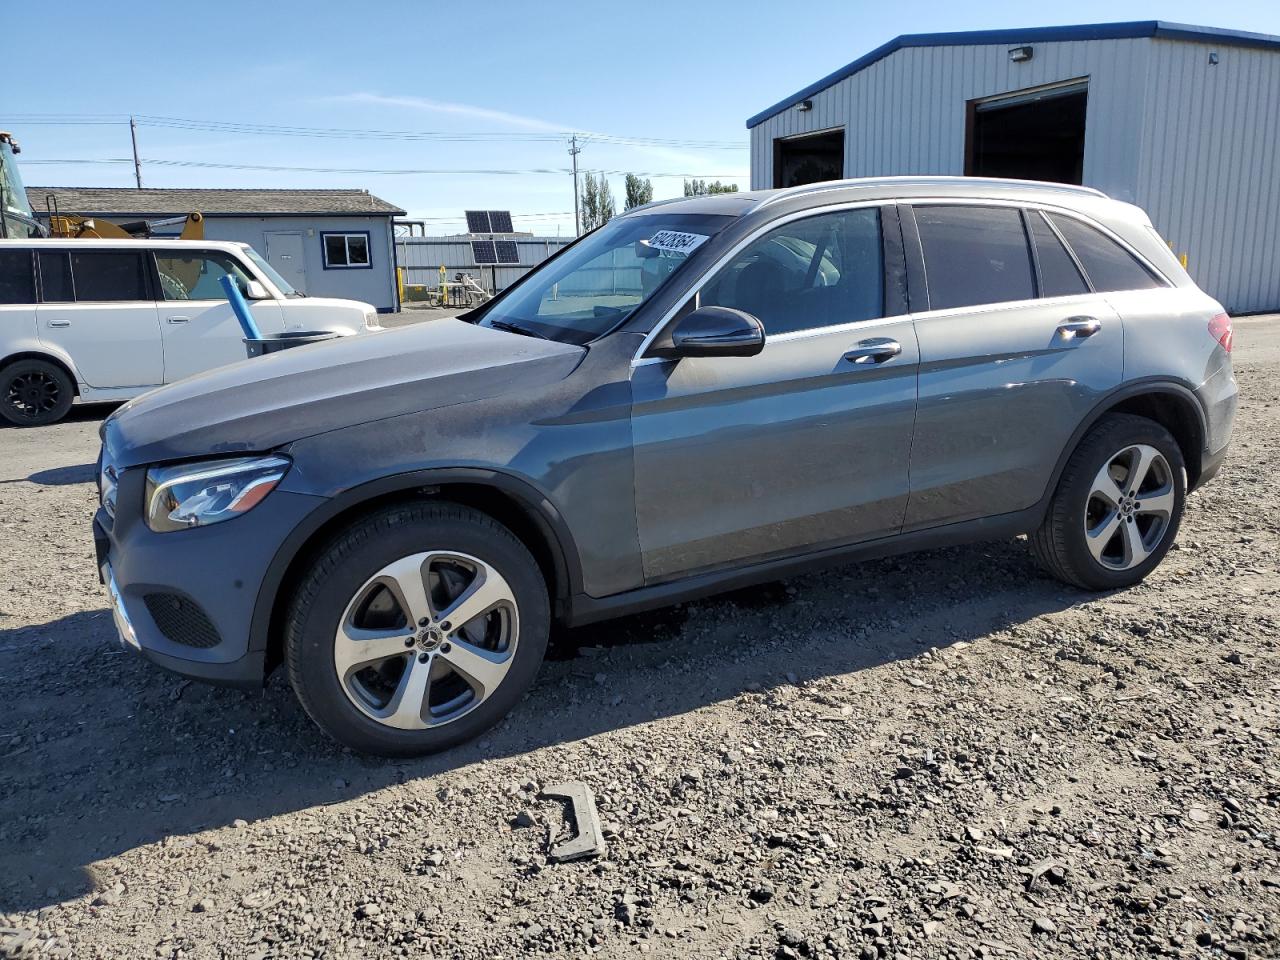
[631,199,893,366]
[632,194,1172,366]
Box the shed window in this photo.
[322,232,371,269]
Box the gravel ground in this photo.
[1,317,1277,960]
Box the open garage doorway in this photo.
[774,129,845,188]
[965,80,1088,185]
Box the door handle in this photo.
[1057,316,1101,340]
[47,319,71,327]
[843,337,902,364]
[167,315,191,324]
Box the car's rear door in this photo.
[902,202,1123,530]
[35,249,163,389]
[629,203,920,582]
[0,247,38,347]
[151,249,285,382]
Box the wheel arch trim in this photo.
[0,349,82,396]
[248,466,583,663]
[1041,377,1208,512]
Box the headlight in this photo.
[145,456,290,533]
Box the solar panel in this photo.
[471,240,497,265]
[488,210,514,234]
[495,241,520,264]
[465,210,491,234]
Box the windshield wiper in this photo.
[487,319,550,340]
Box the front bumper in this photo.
[95,474,325,689]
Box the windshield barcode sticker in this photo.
[646,230,709,256]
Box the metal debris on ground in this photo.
[540,781,606,863]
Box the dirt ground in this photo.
[1,318,1277,960]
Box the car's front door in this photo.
[152,250,285,382]
[35,249,163,389]
[902,203,1124,530]
[630,204,920,583]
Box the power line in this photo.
[22,158,749,179]
[5,113,748,150]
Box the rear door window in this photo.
[1046,214,1164,292]
[68,251,148,302]
[0,249,35,304]
[915,206,1035,310]
[1028,212,1090,298]
[38,251,74,302]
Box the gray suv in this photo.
[94,177,1237,756]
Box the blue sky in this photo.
[6,0,1279,234]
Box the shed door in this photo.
[264,231,308,294]
[966,80,1088,185]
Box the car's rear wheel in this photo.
[1032,413,1186,591]
[284,502,549,757]
[0,359,75,426]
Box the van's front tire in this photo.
[1033,413,1186,591]
[0,359,75,426]
[284,502,549,757]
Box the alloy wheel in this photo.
[333,551,519,730]
[5,370,62,421]
[1084,444,1176,571]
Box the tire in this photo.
[284,501,549,757]
[0,359,75,427]
[1032,413,1186,591]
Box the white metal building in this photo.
[747,21,1280,313]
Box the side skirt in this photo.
[564,505,1043,626]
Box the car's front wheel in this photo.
[285,502,549,756]
[1032,413,1187,591]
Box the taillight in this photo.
[1208,313,1233,353]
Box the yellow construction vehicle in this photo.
[2,129,206,241]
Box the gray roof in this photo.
[26,186,405,217]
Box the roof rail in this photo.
[756,176,1109,209]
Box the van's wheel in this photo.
[284,502,549,757]
[0,359,75,426]
[1032,413,1186,591]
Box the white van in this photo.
[0,238,382,425]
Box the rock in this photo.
[749,882,775,904]
[511,810,538,829]
[191,898,214,913]
[356,903,381,919]
[1032,917,1057,935]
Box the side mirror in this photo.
[243,280,270,300]
[649,306,765,359]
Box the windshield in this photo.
[0,141,43,239]
[241,245,302,297]
[480,212,734,344]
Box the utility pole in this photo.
[567,134,581,236]
[129,116,143,188]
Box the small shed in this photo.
[746,21,1280,313]
[27,186,406,311]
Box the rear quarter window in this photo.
[915,206,1036,310]
[1047,214,1164,293]
[0,249,35,304]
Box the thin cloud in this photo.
[330,93,567,132]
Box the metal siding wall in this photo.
[1137,40,1280,312]
[395,237,572,294]
[751,39,1152,196]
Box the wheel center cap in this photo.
[416,628,443,652]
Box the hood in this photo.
[285,295,374,312]
[104,319,585,468]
